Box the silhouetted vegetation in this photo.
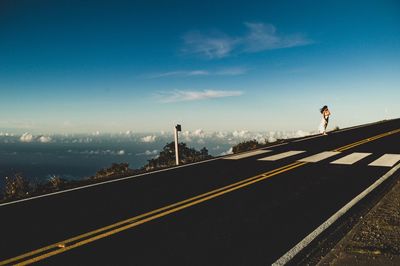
[49,176,67,189]
[3,173,31,200]
[232,139,263,154]
[1,174,71,202]
[35,176,68,193]
[91,163,136,180]
[0,142,214,203]
[143,142,212,171]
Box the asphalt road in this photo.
[1,119,400,265]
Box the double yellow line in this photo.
[2,128,400,265]
[334,128,400,152]
[2,162,306,266]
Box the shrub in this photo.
[49,176,67,190]
[232,139,262,154]
[92,163,135,179]
[3,173,31,200]
[144,142,213,171]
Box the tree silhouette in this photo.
[232,139,262,154]
[92,163,135,179]
[144,142,213,170]
[3,173,31,200]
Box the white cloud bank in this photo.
[38,135,52,143]
[220,147,233,156]
[20,133,34,142]
[157,89,243,103]
[19,133,53,143]
[141,135,157,143]
[68,149,125,156]
[182,22,312,59]
[136,150,159,156]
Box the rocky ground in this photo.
[319,177,400,265]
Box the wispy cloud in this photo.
[149,67,247,79]
[215,67,248,76]
[182,31,239,59]
[149,70,209,78]
[182,22,312,59]
[243,22,311,51]
[156,89,243,103]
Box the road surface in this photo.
[1,119,400,265]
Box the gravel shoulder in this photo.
[318,171,400,265]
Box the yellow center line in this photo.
[335,129,400,152]
[2,127,400,265]
[15,162,307,266]
[0,161,303,266]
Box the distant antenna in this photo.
[174,124,181,165]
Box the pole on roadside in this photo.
[174,124,181,165]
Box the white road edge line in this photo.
[331,121,385,134]
[0,141,288,208]
[272,162,400,266]
[0,156,220,208]
[292,120,388,143]
[223,142,288,160]
[292,134,324,142]
[0,120,391,207]
[223,150,272,160]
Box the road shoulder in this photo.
[319,170,400,265]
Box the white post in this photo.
[174,126,179,165]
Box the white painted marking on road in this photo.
[368,154,400,167]
[330,152,372,165]
[272,162,400,266]
[263,142,289,149]
[0,143,288,208]
[292,120,387,143]
[292,134,323,142]
[258,151,306,161]
[331,120,383,134]
[223,150,272,160]
[0,156,221,208]
[298,151,341,163]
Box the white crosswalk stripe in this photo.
[258,151,306,161]
[223,150,272,160]
[330,152,372,165]
[298,151,341,163]
[228,149,400,168]
[368,154,400,167]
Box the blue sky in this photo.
[0,0,399,133]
